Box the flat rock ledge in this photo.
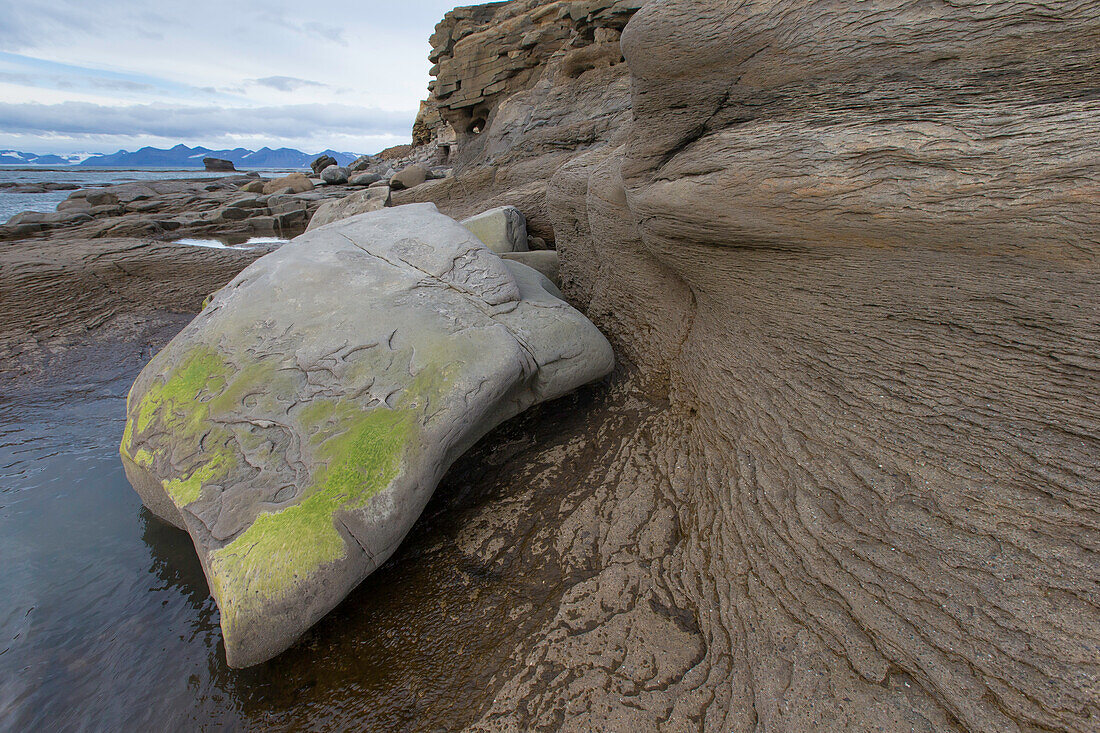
[119,203,614,667]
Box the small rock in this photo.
[263,173,314,195]
[310,155,338,175]
[320,166,350,185]
[349,172,382,187]
[389,164,430,191]
[461,206,529,254]
[239,181,265,194]
[348,155,378,173]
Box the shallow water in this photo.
[0,344,608,730]
[172,236,290,249]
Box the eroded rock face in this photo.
[397,1,1099,731]
[395,0,641,242]
[119,203,614,667]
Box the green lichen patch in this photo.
[163,448,237,505]
[121,346,239,507]
[208,403,414,637]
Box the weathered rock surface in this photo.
[120,203,614,667]
[306,187,391,230]
[376,1,1100,731]
[0,236,266,384]
[394,0,641,243]
[461,205,528,254]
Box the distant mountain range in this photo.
[0,144,360,169]
[0,150,95,166]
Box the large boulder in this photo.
[310,155,337,175]
[319,165,349,185]
[119,203,614,667]
[389,164,430,191]
[262,173,314,195]
[461,205,529,254]
[306,187,391,230]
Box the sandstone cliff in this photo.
[395,1,1100,731]
[396,0,643,242]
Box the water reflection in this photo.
[0,350,609,730]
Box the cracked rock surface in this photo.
[119,203,614,667]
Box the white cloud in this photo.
[0,0,463,153]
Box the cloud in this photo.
[301,21,347,46]
[247,76,327,92]
[0,101,414,140]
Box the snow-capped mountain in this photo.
[0,150,94,166]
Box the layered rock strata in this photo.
[396,0,643,242]
[396,1,1100,731]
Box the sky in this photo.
[0,0,465,155]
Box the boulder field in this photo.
[119,204,614,666]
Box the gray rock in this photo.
[502,250,559,287]
[306,187,391,231]
[461,206,529,254]
[204,158,236,172]
[389,164,430,191]
[320,165,349,185]
[120,203,614,667]
[349,172,382,187]
[310,155,337,175]
[348,155,378,173]
[85,190,120,207]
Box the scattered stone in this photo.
[310,155,338,175]
[239,180,265,194]
[461,206,529,254]
[348,155,378,173]
[204,158,237,172]
[349,172,382,187]
[389,164,430,191]
[320,165,350,185]
[306,187,391,230]
[262,173,314,195]
[120,203,614,667]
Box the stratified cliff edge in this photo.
[404,1,1100,731]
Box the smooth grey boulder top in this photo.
[461,205,529,254]
[306,186,391,231]
[119,203,614,668]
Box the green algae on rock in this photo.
[120,204,614,667]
